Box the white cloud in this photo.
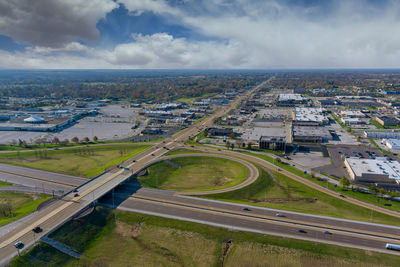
[0,0,118,47]
[2,0,400,68]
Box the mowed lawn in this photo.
[138,156,249,191]
[0,192,50,226]
[0,144,150,178]
[205,167,400,226]
[12,207,400,267]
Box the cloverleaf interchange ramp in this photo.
[1,79,400,264]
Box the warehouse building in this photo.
[340,110,365,118]
[345,157,400,184]
[277,94,308,106]
[385,139,400,150]
[292,126,333,143]
[375,116,400,127]
[364,131,400,139]
[292,107,329,126]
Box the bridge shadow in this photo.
[98,181,143,208]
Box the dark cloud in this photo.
[0,0,117,47]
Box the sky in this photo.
[0,0,399,69]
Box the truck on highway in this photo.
[386,243,400,251]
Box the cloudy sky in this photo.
[0,0,399,69]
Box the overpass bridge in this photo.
[0,80,262,265]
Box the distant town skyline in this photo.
[0,0,399,69]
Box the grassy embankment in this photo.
[204,166,400,226]
[0,144,151,178]
[11,207,400,267]
[138,156,249,191]
[0,192,50,227]
[241,152,400,215]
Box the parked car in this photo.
[74,193,79,197]
[242,207,251,211]
[276,213,285,217]
[298,229,307,233]
[323,230,332,235]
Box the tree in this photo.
[226,141,231,150]
[63,139,69,144]
[340,177,350,189]
[378,188,386,196]
[71,136,79,143]
[52,136,60,144]
[18,139,23,146]
[247,143,252,150]
[230,143,234,150]
[93,136,98,142]
[83,137,90,143]
[369,184,378,194]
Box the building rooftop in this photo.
[294,107,328,124]
[346,157,400,183]
[278,94,305,102]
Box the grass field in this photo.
[242,151,400,214]
[0,192,50,227]
[12,207,400,266]
[138,156,249,191]
[0,181,11,187]
[204,167,400,226]
[0,144,150,178]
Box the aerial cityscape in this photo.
[1,0,400,266]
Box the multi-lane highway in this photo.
[101,186,400,255]
[1,78,400,265]
[0,79,258,264]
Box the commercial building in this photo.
[340,110,365,118]
[341,117,364,125]
[375,116,400,127]
[364,131,400,139]
[293,107,328,126]
[345,157,400,184]
[292,126,333,143]
[205,127,234,137]
[385,139,400,150]
[258,136,286,150]
[277,94,308,106]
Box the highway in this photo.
[1,77,400,264]
[100,186,400,255]
[0,78,258,265]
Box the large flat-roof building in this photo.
[385,139,400,150]
[340,110,365,118]
[293,107,328,126]
[375,116,400,127]
[277,94,308,106]
[345,157,400,184]
[364,131,400,139]
[292,126,333,143]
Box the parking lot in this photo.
[314,145,384,179]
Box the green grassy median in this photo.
[138,156,249,191]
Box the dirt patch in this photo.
[214,176,233,186]
[219,239,234,267]
[115,220,142,239]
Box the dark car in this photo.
[32,226,42,233]
[151,153,155,156]
[323,230,332,235]
[14,241,24,249]
[73,189,78,192]
[74,193,79,197]
[276,213,285,217]
[298,229,307,233]
[339,194,346,198]
[242,207,251,211]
